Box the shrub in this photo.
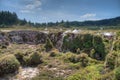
[105,51,120,69]
[115,67,120,80]
[62,52,77,63]
[63,52,89,67]
[14,51,25,65]
[49,49,59,57]
[67,65,100,80]
[76,48,80,54]
[77,53,89,67]
[24,51,43,66]
[113,40,120,51]
[100,71,114,80]
[90,49,95,58]
[68,54,77,63]
[44,38,54,51]
[0,54,20,76]
[68,63,80,70]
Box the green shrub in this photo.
[62,52,77,63]
[67,65,100,80]
[0,54,20,76]
[77,53,89,67]
[14,51,25,65]
[44,38,54,51]
[62,34,105,60]
[93,36,106,59]
[100,71,114,80]
[68,54,77,63]
[90,49,95,58]
[114,40,120,51]
[105,51,120,69]
[68,63,80,70]
[24,51,43,66]
[115,67,120,80]
[49,49,59,57]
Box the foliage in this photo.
[0,54,20,76]
[105,51,120,69]
[93,35,106,59]
[62,34,106,60]
[24,51,43,66]
[90,49,95,58]
[14,51,25,65]
[114,67,120,80]
[0,11,18,26]
[77,53,89,67]
[67,65,101,80]
[113,40,120,51]
[49,49,59,57]
[44,38,54,51]
[0,11,120,28]
[99,71,114,80]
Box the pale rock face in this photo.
[64,30,72,34]
[103,32,113,36]
[72,29,79,34]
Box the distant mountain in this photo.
[76,16,120,26]
[0,11,120,28]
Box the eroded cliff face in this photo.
[0,30,105,59]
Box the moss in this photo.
[0,54,20,76]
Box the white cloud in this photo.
[80,13,96,18]
[20,0,42,13]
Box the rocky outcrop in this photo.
[0,30,106,59]
[8,31,47,44]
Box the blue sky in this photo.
[0,0,120,23]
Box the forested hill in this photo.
[0,11,120,28]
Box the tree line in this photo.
[0,11,120,28]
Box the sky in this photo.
[0,0,120,23]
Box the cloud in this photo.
[80,13,96,18]
[20,0,42,13]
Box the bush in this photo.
[105,51,120,69]
[115,67,120,80]
[44,38,54,51]
[113,40,120,51]
[0,54,20,76]
[49,49,59,57]
[24,51,43,66]
[14,51,25,65]
[67,65,100,80]
[68,63,80,70]
[68,54,77,63]
[62,52,77,63]
[100,71,114,80]
[77,53,89,67]
[90,49,95,58]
